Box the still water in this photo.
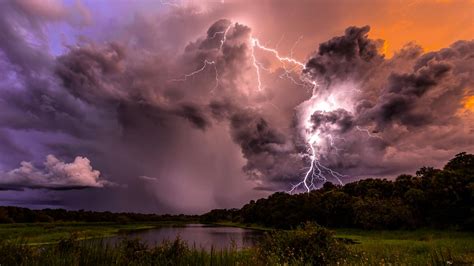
[104,224,264,250]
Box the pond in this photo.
[103,224,265,250]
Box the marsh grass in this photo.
[337,229,474,265]
[0,235,259,266]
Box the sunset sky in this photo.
[0,0,473,213]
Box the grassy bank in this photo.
[211,221,273,231]
[0,221,189,245]
[335,228,474,264]
[214,223,474,264]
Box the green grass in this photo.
[212,223,474,264]
[211,221,273,231]
[1,223,473,264]
[0,221,189,245]
[199,223,474,264]
[0,237,259,266]
[334,228,474,265]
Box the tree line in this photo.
[1,152,472,230]
[201,152,474,230]
[0,207,197,224]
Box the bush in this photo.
[257,222,348,265]
[117,237,149,263]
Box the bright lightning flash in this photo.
[172,23,348,193]
[249,36,347,193]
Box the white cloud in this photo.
[0,155,113,190]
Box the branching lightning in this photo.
[169,24,231,91]
[172,23,348,192]
[170,60,219,91]
[249,36,347,193]
[251,37,306,68]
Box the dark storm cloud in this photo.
[230,111,286,177]
[55,43,127,105]
[0,0,97,139]
[302,26,474,178]
[369,62,452,129]
[0,84,93,138]
[0,0,90,75]
[0,2,51,74]
[199,19,232,50]
[25,15,272,212]
[54,42,211,131]
[0,0,473,212]
[207,100,305,186]
[174,104,211,130]
[53,18,254,131]
[311,109,354,134]
[0,1,114,190]
[362,39,474,132]
[304,26,385,89]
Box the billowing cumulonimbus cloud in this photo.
[299,25,474,178]
[0,0,473,211]
[0,155,112,190]
[304,26,385,88]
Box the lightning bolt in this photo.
[169,24,232,91]
[289,130,346,194]
[250,43,264,91]
[250,36,319,93]
[170,60,219,91]
[172,23,347,192]
[249,36,347,193]
[251,37,306,68]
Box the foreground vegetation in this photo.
[1,223,472,265]
[336,228,474,264]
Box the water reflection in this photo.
[105,224,264,250]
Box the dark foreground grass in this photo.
[1,232,471,265]
[0,238,257,265]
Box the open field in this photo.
[335,228,474,265]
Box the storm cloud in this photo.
[0,0,473,213]
[300,25,474,177]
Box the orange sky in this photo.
[223,0,474,59]
[464,95,474,112]
[366,0,474,57]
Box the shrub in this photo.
[257,222,348,265]
[117,237,149,263]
